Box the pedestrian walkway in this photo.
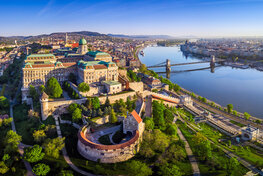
[177,127,201,176]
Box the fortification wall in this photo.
[41,91,137,120]
[129,82,144,93]
[77,128,140,163]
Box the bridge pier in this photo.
[166,59,171,72]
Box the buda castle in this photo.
[21,38,119,101]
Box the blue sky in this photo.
[1,0,263,37]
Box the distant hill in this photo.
[108,34,175,39]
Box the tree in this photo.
[158,163,183,176]
[104,97,110,107]
[152,100,165,129]
[43,137,65,159]
[165,124,177,136]
[0,96,9,110]
[233,110,238,116]
[110,108,118,123]
[227,157,239,175]
[144,117,154,130]
[85,98,92,109]
[125,160,153,176]
[33,130,46,143]
[192,132,212,161]
[4,130,22,153]
[23,145,45,163]
[58,170,74,176]
[67,103,78,114]
[164,108,174,125]
[227,104,234,113]
[39,85,45,93]
[140,129,170,158]
[0,161,9,174]
[78,82,90,92]
[32,163,50,176]
[97,108,103,117]
[46,77,63,98]
[72,108,82,122]
[244,112,251,120]
[92,97,100,110]
[29,85,39,101]
[126,97,133,112]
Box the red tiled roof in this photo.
[31,64,54,68]
[131,110,142,123]
[63,62,76,67]
[93,65,107,69]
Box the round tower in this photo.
[77,38,88,55]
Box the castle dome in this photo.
[79,38,87,45]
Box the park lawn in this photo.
[199,122,263,168]
[177,120,248,176]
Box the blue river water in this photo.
[139,46,263,118]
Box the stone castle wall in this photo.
[41,91,137,120]
[77,128,140,163]
[129,82,144,93]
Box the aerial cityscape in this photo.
[1,0,263,176]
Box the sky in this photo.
[1,0,263,37]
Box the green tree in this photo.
[165,124,177,136]
[0,161,9,174]
[164,108,174,125]
[4,130,22,153]
[29,85,39,101]
[33,130,46,143]
[140,129,170,158]
[72,108,82,122]
[43,137,65,159]
[23,145,45,163]
[97,108,103,117]
[227,157,239,175]
[32,163,50,176]
[110,108,118,123]
[227,104,234,113]
[78,82,90,92]
[92,97,100,110]
[68,103,78,114]
[244,112,251,120]
[193,132,212,160]
[144,117,154,130]
[46,77,63,98]
[158,163,183,176]
[233,110,238,116]
[126,97,133,112]
[85,98,92,109]
[126,160,153,176]
[0,96,9,110]
[104,97,110,107]
[39,85,45,93]
[152,100,165,129]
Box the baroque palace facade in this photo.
[21,38,118,101]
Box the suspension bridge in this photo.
[147,56,224,73]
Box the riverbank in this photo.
[181,46,263,72]
[138,46,263,118]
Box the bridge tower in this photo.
[166,59,171,73]
[210,55,216,66]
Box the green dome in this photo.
[79,38,87,45]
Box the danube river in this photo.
[139,46,263,118]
